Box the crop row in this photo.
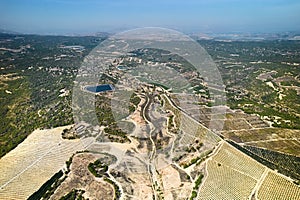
[258,171,300,200]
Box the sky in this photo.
[0,0,300,35]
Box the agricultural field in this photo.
[0,32,299,200]
[198,142,300,200]
[201,40,300,130]
[212,142,266,180]
[198,142,265,199]
[0,125,89,200]
[199,159,258,199]
[0,33,104,158]
[243,145,300,181]
[257,171,300,200]
[223,127,300,156]
[245,139,300,156]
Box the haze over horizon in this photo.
[0,0,300,35]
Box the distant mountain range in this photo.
[191,32,300,41]
[0,28,20,35]
[0,28,299,41]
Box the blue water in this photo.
[85,84,114,93]
[117,65,127,70]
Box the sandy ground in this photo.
[51,153,114,200]
[0,125,91,200]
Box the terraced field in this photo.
[162,94,220,146]
[180,112,220,145]
[222,120,300,156]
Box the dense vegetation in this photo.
[190,173,204,200]
[59,189,87,200]
[88,159,108,178]
[244,145,300,181]
[228,140,300,182]
[103,177,121,200]
[27,170,64,200]
[0,33,104,157]
[200,40,300,129]
[94,92,138,143]
[1,32,299,160]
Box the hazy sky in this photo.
[1,0,300,34]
